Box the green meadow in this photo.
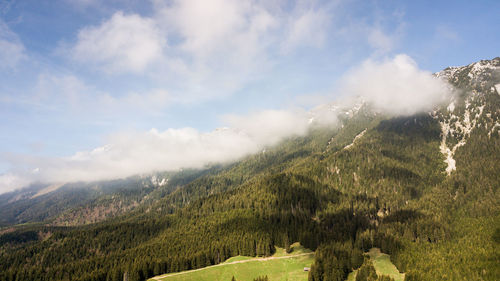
[149,243,314,281]
[347,248,404,281]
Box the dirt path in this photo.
[151,252,314,280]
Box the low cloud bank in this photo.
[0,110,312,192]
[0,55,452,194]
[341,54,452,115]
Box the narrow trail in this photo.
[151,252,314,280]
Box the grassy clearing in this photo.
[347,248,404,281]
[367,248,404,281]
[149,243,314,281]
[347,271,356,281]
[223,256,254,263]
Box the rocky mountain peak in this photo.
[436,57,500,92]
[433,57,500,175]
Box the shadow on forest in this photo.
[264,173,342,211]
[382,209,423,224]
[376,114,441,142]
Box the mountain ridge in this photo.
[0,57,499,281]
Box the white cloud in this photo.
[225,109,310,144]
[0,54,454,193]
[150,0,280,101]
[153,0,334,102]
[156,0,271,58]
[0,173,31,194]
[63,0,334,103]
[0,109,311,186]
[0,21,26,69]
[70,11,166,73]
[157,0,330,57]
[340,54,452,115]
[282,6,330,52]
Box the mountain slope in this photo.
[0,57,499,281]
[0,169,216,227]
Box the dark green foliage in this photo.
[0,58,499,281]
[404,271,422,281]
[0,230,38,246]
[308,242,363,281]
[284,234,292,253]
[355,260,377,281]
[253,276,269,281]
[493,227,500,244]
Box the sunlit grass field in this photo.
[149,243,314,281]
[347,248,404,281]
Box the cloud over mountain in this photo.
[0,109,310,190]
[0,54,453,194]
[341,54,452,115]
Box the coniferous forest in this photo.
[0,59,499,281]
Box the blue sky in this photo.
[0,0,498,191]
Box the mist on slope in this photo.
[340,54,452,115]
[0,55,452,193]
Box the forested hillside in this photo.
[0,58,499,281]
[0,168,216,227]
